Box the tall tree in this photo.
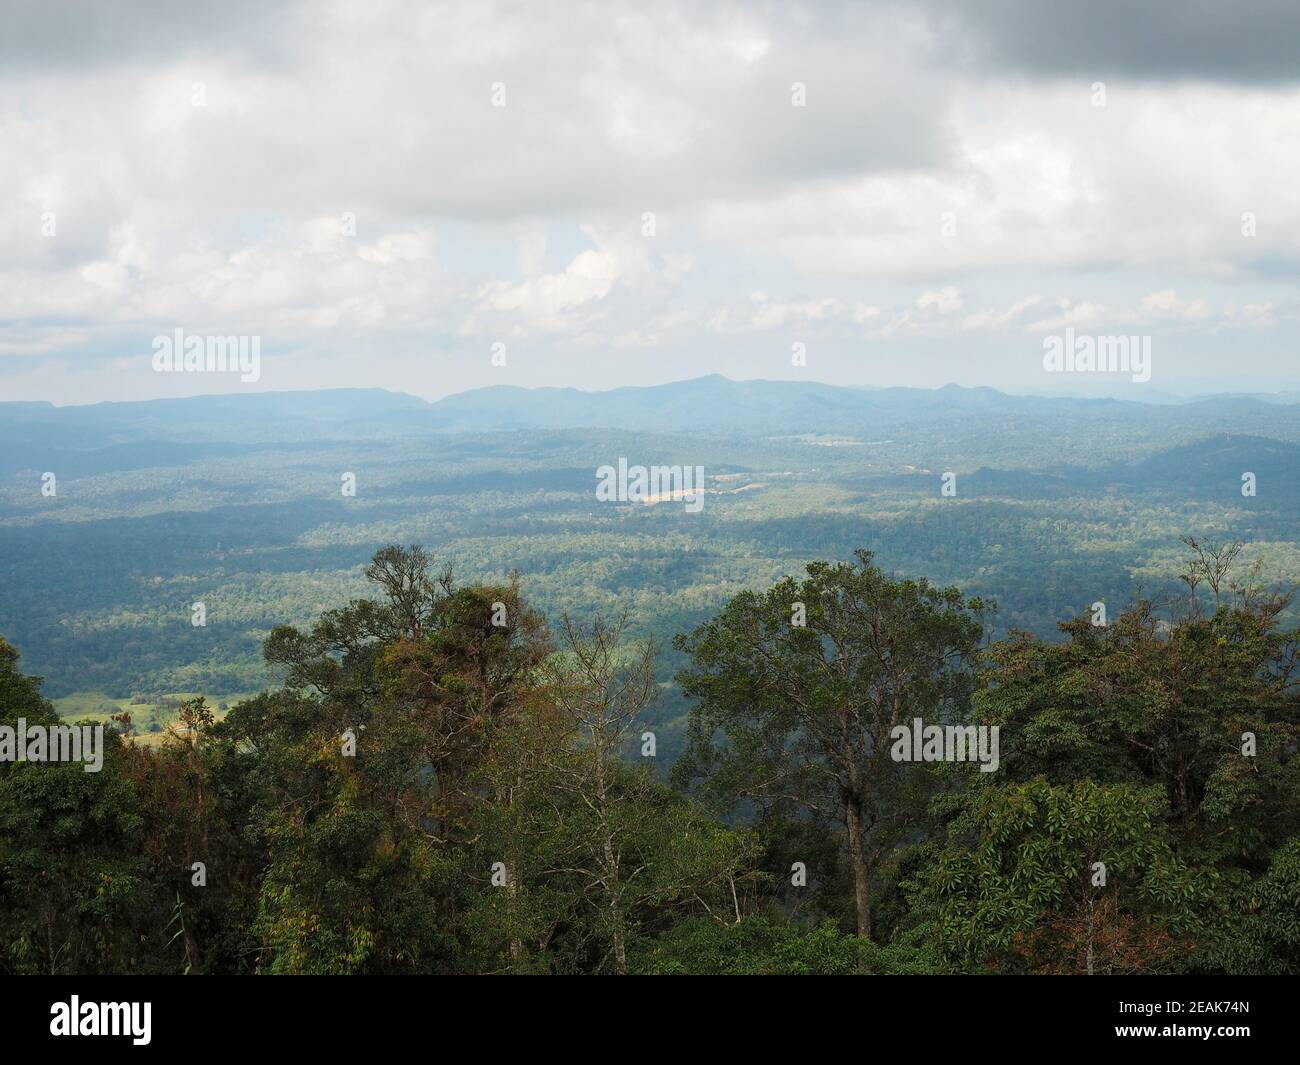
[0,638,152,974]
[250,546,550,971]
[539,613,661,973]
[952,571,1300,973]
[462,612,760,974]
[673,550,986,938]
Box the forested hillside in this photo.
[2,542,1296,974]
[2,379,1298,770]
[2,379,1298,973]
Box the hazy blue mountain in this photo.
[2,375,1298,702]
[424,375,1112,433]
[5,377,1300,468]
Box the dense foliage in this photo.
[4,387,1298,740]
[1,541,1296,974]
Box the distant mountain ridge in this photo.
[5,374,1298,433]
[2,378,1298,476]
[422,375,1124,433]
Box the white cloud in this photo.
[2,1,1299,400]
[698,81,1300,281]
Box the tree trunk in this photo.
[594,753,628,975]
[1084,894,1096,976]
[603,829,628,975]
[844,797,872,939]
[506,867,523,968]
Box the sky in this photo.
[2,0,1299,405]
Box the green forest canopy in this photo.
[1,541,1297,975]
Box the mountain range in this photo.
[4,375,1300,452]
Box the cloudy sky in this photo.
[3,0,1299,405]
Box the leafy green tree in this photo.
[246,547,550,972]
[974,598,1300,855]
[1223,838,1300,974]
[917,543,1300,974]
[673,551,986,938]
[462,612,761,973]
[123,694,261,973]
[907,778,1207,973]
[0,638,152,974]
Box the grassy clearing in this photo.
[52,690,255,746]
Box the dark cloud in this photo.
[922,0,1300,83]
[0,0,299,70]
[9,1,1295,85]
